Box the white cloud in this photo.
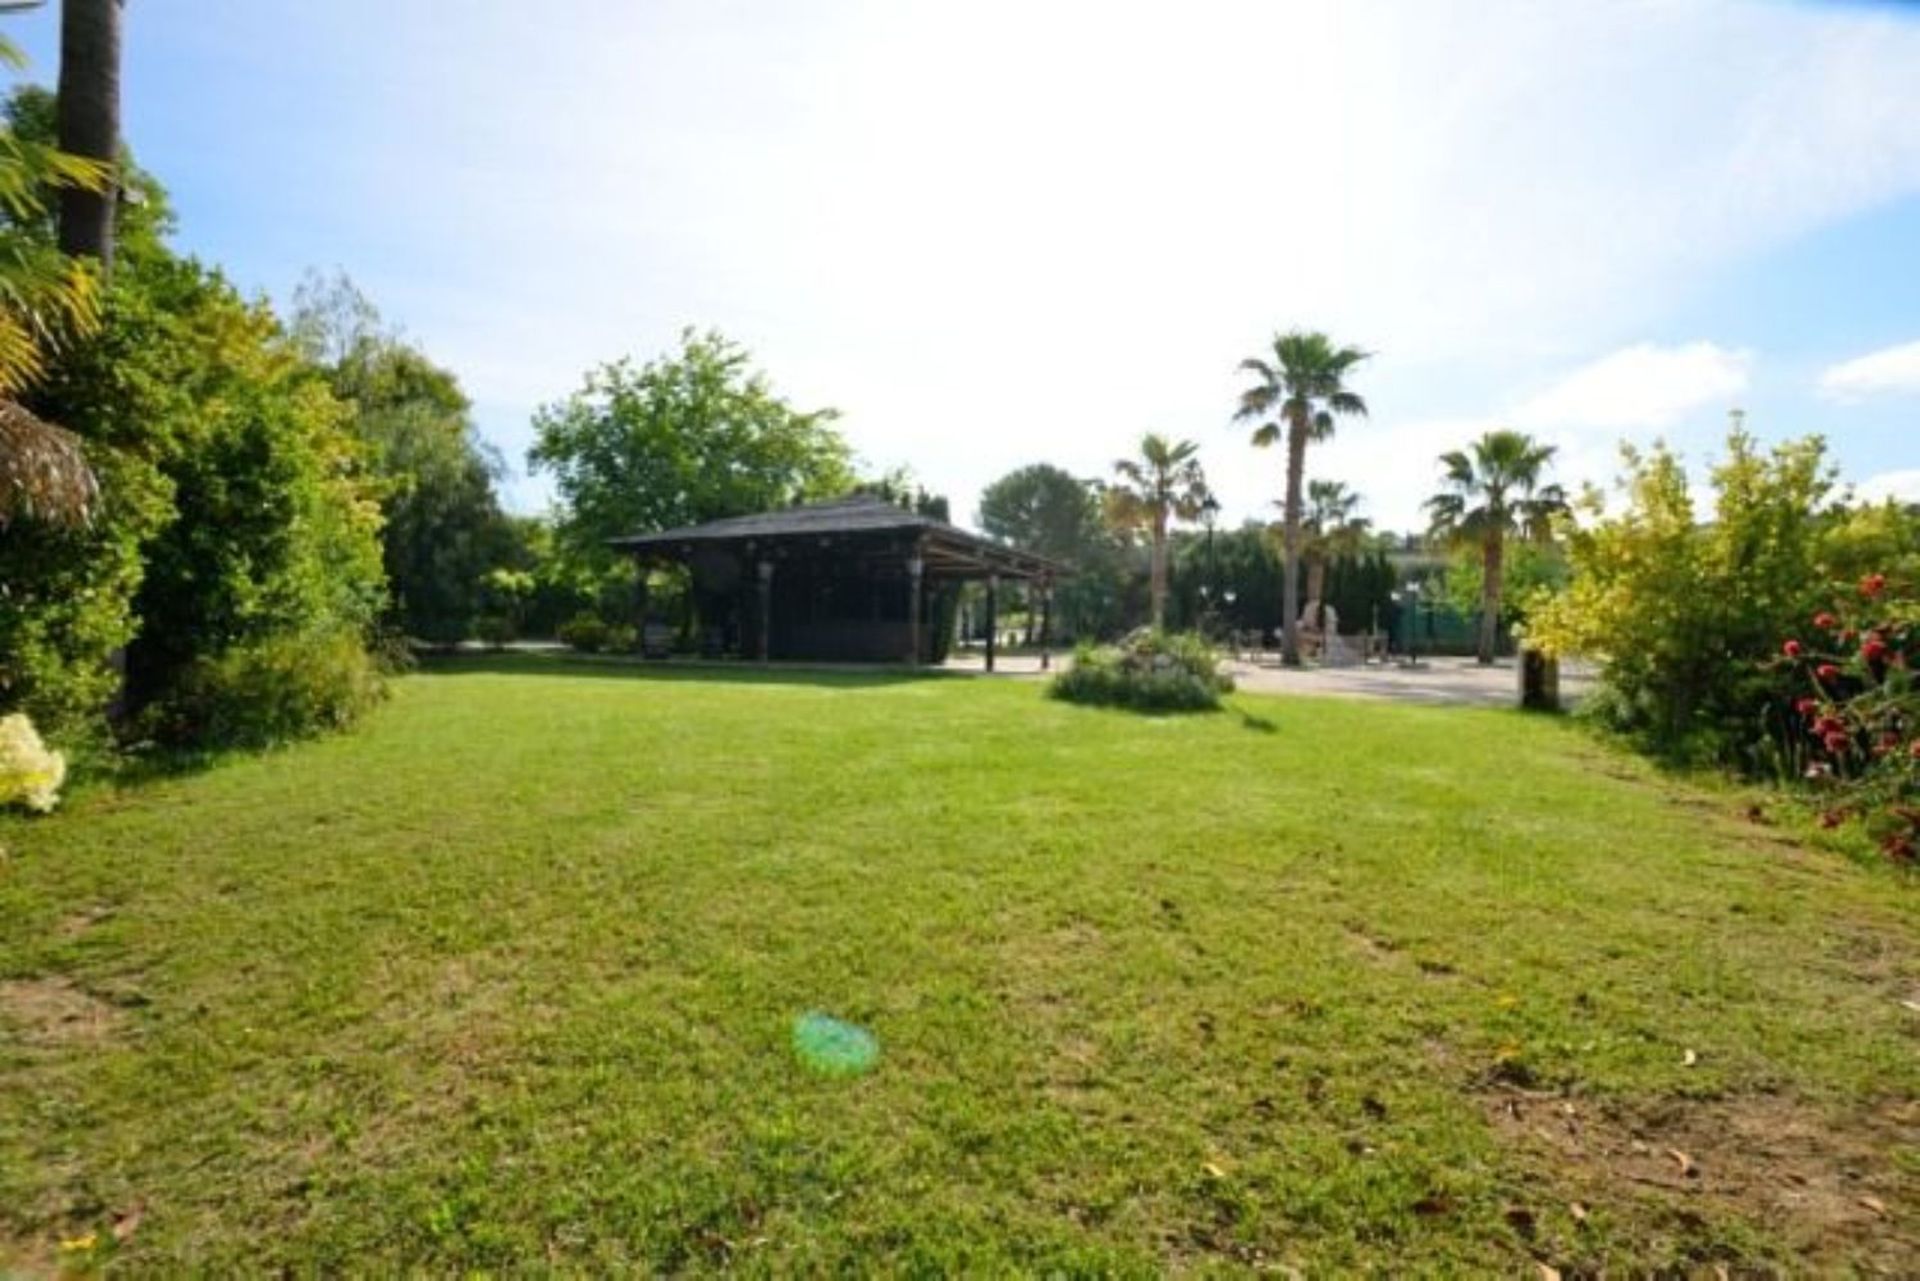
[1512,343,1752,432]
[1819,340,1920,401]
[66,0,1920,528]
[1857,469,1920,504]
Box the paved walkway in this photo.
[1224,655,1591,708]
[942,649,1590,710]
[488,643,1583,711]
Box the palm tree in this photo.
[56,0,123,271]
[1105,433,1209,630]
[0,34,113,529]
[1425,429,1567,665]
[1235,331,1370,665]
[1299,480,1370,630]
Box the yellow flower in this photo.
[59,1231,98,1252]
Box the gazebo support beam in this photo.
[757,559,774,662]
[985,574,998,674]
[906,552,924,666]
[1039,578,1053,672]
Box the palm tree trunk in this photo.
[1149,511,1168,629]
[57,0,122,272]
[1306,554,1327,630]
[1478,530,1504,665]
[1280,425,1306,665]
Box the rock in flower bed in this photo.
[1049,630,1234,712]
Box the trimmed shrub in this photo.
[557,612,611,653]
[1050,630,1233,712]
[0,713,66,813]
[473,614,515,650]
[143,629,387,750]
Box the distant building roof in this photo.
[608,494,1063,579]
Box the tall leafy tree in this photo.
[977,462,1129,641]
[1424,429,1567,664]
[1105,433,1209,630]
[291,270,510,644]
[856,467,949,521]
[5,97,384,738]
[529,328,855,572]
[1234,330,1370,664]
[977,463,1101,562]
[1296,479,1370,629]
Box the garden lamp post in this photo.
[1200,494,1221,600]
[1396,585,1421,668]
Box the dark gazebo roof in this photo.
[608,494,1062,579]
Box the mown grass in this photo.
[2,655,1916,1273]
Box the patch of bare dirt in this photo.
[55,905,113,939]
[1485,1086,1920,1272]
[0,977,122,1048]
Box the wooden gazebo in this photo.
[609,495,1062,668]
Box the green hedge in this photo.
[140,628,389,750]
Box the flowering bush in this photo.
[1050,630,1234,712]
[0,712,67,813]
[1777,572,1917,863]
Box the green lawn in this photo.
[3,657,1917,1274]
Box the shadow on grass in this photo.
[58,652,974,800]
[412,649,957,691]
[1237,710,1279,734]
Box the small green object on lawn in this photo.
[792,1011,879,1076]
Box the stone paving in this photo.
[943,648,1591,710]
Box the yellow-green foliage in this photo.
[1525,429,1851,761]
[0,711,64,812]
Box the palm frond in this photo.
[0,398,97,528]
[1326,390,1369,418]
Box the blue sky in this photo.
[7,0,1918,531]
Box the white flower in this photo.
[0,713,66,813]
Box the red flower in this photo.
[1816,663,1841,683]
[1823,731,1851,755]
[1794,697,1817,716]
[1861,573,1887,598]
[1819,809,1845,829]
[1911,739,1920,760]
[1813,611,1838,630]
[1814,715,1843,736]
[1783,639,1803,658]
[1862,635,1889,663]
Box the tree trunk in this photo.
[1280,424,1306,665]
[57,0,123,272]
[1478,530,1504,665]
[1149,511,1168,629]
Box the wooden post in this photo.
[757,559,774,662]
[985,574,998,673]
[906,553,924,666]
[1039,578,1053,672]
